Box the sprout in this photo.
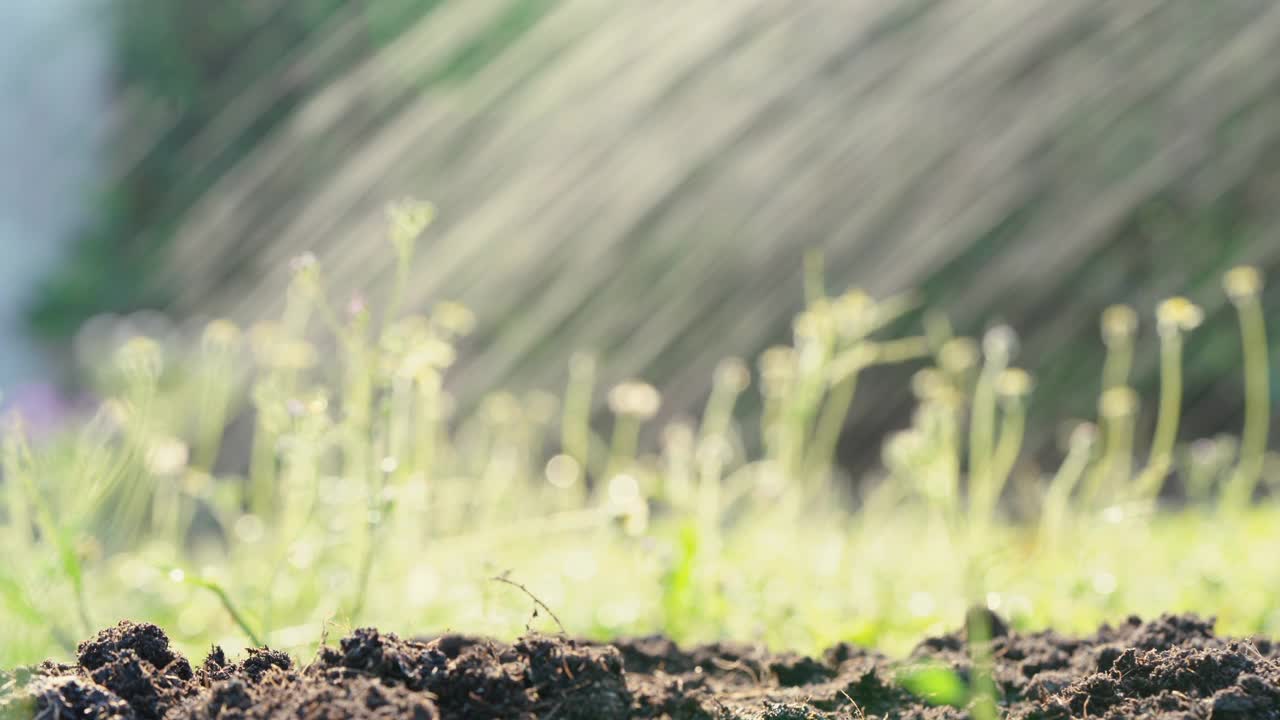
[793,306,835,344]
[115,336,165,381]
[100,398,130,428]
[1223,265,1263,304]
[432,301,475,337]
[911,366,962,407]
[201,319,242,351]
[1069,422,1098,450]
[662,422,694,452]
[1101,304,1138,344]
[910,368,947,401]
[608,381,661,420]
[982,325,1019,363]
[882,429,925,471]
[695,433,733,467]
[144,436,190,476]
[249,322,318,369]
[182,470,213,499]
[397,338,456,379]
[995,368,1034,399]
[288,251,318,275]
[288,252,322,296]
[714,358,751,393]
[387,199,436,260]
[938,337,979,374]
[758,346,797,394]
[827,344,878,384]
[1098,386,1138,419]
[833,289,875,337]
[1156,297,1203,336]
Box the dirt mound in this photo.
[4,613,1279,718]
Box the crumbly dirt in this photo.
[4,612,1280,718]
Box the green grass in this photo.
[1,201,1277,670]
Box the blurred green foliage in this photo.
[25,1,1280,472]
[28,0,551,339]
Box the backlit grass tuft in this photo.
[1,203,1277,668]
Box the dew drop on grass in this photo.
[168,568,185,583]
[380,456,399,474]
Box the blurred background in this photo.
[5,0,1280,471]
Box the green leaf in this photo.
[0,571,44,625]
[897,665,969,707]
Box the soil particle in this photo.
[513,635,631,719]
[8,612,1280,719]
[316,627,447,692]
[29,675,135,719]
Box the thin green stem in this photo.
[1040,425,1094,548]
[193,577,263,647]
[986,399,1026,518]
[806,371,859,480]
[967,365,999,525]
[605,416,640,482]
[7,423,92,636]
[1101,340,1133,392]
[1136,331,1183,500]
[1223,296,1270,509]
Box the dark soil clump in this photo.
[5,613,1280,718]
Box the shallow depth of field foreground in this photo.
[2,208,1280,718]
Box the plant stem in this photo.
[1136,331,1183,500]
[1222,294,1270,509]
[968,363,1000,527]
[194,577,263,647]
[806,371,861,479]
[987,398,1026,518]
[1040,425,1094,548]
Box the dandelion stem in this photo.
[1136,330,1183,500]
[1223,287,1270,509]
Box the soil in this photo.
[5,612,1280,719]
